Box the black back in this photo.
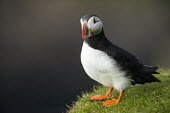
[85,29,143,72]
[85,29,160,84]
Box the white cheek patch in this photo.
[92,22,103,34]
[87,17,103,35]
[87,17,95,28]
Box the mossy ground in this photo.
[67,68,170,113]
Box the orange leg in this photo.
[102,91,124,106]
[90,87,113,100]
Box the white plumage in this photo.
[81,41,133,91]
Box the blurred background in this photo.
[1,0,170,113]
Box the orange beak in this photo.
[82,22,88,39]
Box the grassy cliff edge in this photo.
[67,68,170,113]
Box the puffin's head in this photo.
[80,14,103,39]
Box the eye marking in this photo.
[93,18,99,24]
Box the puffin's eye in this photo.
[93,19,98,24]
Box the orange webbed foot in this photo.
[90,87,113,100]
[102,91,124,106]
[102,98,119,106]
[90,95,108,100]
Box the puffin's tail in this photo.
[143,65,161,82]
[143,65,160,74]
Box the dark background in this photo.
[1,0,170,113]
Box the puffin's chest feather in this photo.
[81,42,132,90]
[81,42,117,74]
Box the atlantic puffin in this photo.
[80,14,160,106]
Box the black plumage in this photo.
[85,29,160,85]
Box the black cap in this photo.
[81,14,97,22]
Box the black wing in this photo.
[106,44,160,84]
[105,44,144,73]
[85,33,157,74]
[85,31,160,84]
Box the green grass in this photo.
[67,68,170,113]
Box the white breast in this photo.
[81,41,132,91]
